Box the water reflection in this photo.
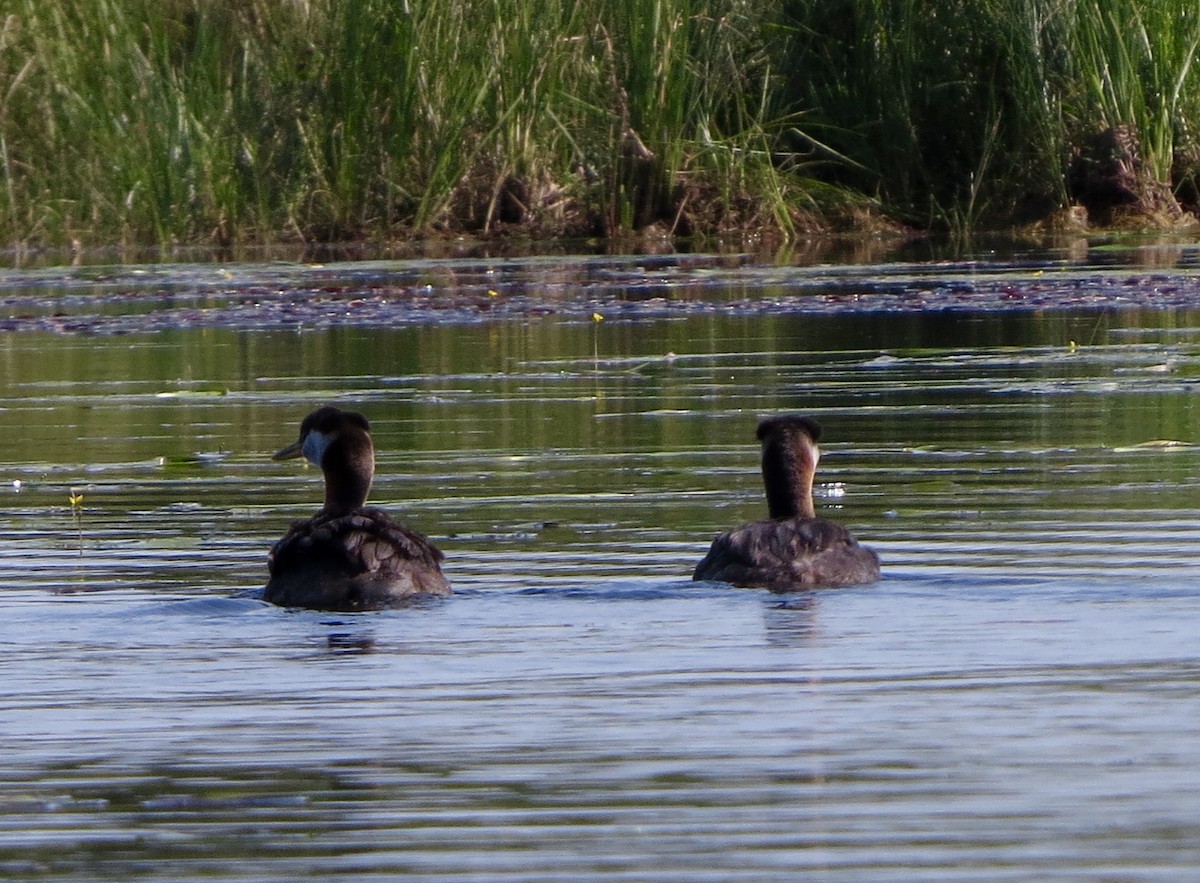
[760,594,823,647]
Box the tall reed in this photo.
[776,0,1200,229]
[1068,0,1200,184]
[6,0,1200,246]
[2,0,836,245]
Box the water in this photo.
[3,242,1200,879]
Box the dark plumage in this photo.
[265,406,450,610]
[693,415,880,591]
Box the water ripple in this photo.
[3,256,1200,878]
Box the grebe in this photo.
[693,415,880,591]
[264,406,451,610]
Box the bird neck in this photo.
[761,434,817,519]
[320,435,374,514]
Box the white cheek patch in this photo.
[301,429,331,467]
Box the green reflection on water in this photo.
[0,306,1197,594]
[0,307,1193,457]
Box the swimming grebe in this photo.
[264,406,451,610]
[692,415,880,591]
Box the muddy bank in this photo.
[3,255,1200,334]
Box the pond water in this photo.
[3,239,1200,879]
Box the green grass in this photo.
[1070,0,1200,183]
[779,0,1200,231]
[4,0,1200,247]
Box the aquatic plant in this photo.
[777,0,1064,229]
[776,0,1200,231]
[0,0,822,246]
[1067,0,1200,223]
[3,0,1200,246]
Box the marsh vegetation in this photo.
[3,0,1200,246]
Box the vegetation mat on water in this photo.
[2,257,1199,334]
